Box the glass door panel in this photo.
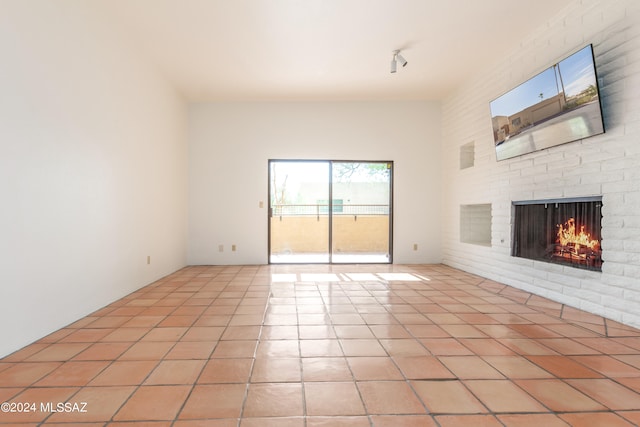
[269,160,330,263]
[269,160,392,264]
[331,161,392,263]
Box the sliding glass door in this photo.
[269,160,392,264]
[331,161,392,263]
[269,161,330,263]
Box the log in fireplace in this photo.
[512,197,602,271]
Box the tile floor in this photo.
[2,264,640,426]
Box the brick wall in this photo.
[441,0,640,327]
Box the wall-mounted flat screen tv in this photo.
[491,44,604,161]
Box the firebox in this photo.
[512,197,602,272]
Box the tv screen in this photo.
[491,44,605,161]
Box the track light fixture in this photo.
[390,50,407,73]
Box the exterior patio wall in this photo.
[270,216,389,254]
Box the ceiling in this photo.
[102,0,574,102]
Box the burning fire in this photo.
[556,218,600,250]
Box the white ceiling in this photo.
[102,0,574,102]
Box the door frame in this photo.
[268,159,394,264]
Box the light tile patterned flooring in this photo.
[2,264,640,426]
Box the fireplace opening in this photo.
[512,198,602,272]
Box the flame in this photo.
[556,218,599,250]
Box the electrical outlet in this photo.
[147,255,151,264]
[413,244,418,251]
[218,245,224,252]
[232,244,237,252]
[259,201,264,208]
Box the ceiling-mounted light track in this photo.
[390,50,407,74]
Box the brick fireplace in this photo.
[441,0,638,327]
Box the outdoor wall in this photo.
[270,218,330,254]
[441,0,640,327]
[188,101,441,265]
[0,2,188,357]
[270,216,389,254]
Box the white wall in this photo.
[442,0,640,326]
[0,1,188,357]
[188,101,441,265]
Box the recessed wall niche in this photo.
[459,141,475,170]
[460,204,492,246]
